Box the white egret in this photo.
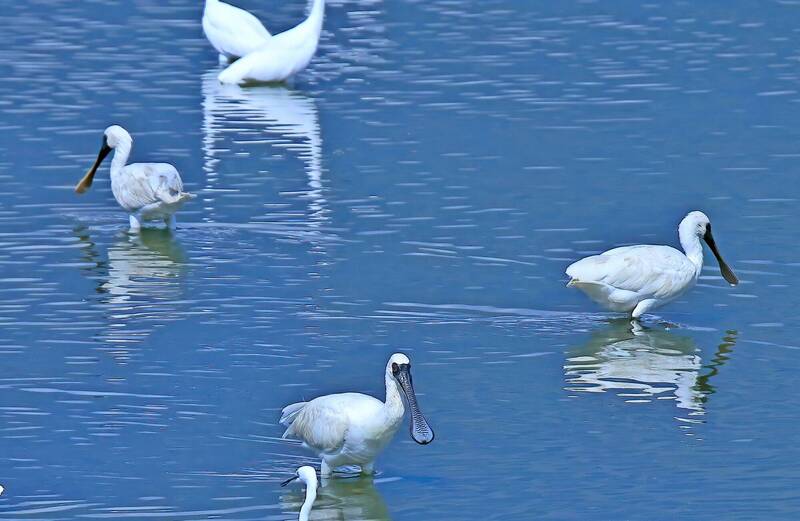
[280,353,435,477]
[75,126,195,231]
[203,0,271,63]
[281,466,318,521]
[566,211,738,318]
[218,0,324,84]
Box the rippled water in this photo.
[1,0,800,519]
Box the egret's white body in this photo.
[282,466,318,521]
[566,211,738,318]
[203,0,271,63]
[280,353,434,477]
[218,0,324,84]
[75,126,195,231]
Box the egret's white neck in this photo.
[302,0,325,37]
[384,371,405,419]
[110,140,132,177]
[678,221,704,272]
[298,485,317,521]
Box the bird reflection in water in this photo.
[73,226,188,354]
[201,72,327,229]
[565,319,738,424]
[281,475,391,521]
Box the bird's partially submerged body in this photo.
[202,0,271,63]
[566,211,738,318]
[75,126,194,231]
[280,353,434,477]
[218,0,324,85]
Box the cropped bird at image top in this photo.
[75,126,195,231]
[203,0,271,63]
[280,353,434,477]
[218,0,325,84]
[566,211,738,319]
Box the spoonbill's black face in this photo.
[392,362,435,445]
[703,224,739,286]
[75,135,112,194]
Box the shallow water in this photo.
[1,0,800,519]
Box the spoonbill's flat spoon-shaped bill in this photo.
[203,0,271,63]
[75,126,195,231]
[282,466,318,521]
[280,353,434,477]
[566,211,738,318]
[218,0,324,84]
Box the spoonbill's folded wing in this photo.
[567,245,696,300]
[281,396,350,455]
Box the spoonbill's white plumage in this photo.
[280,353,434,477]
[203,0,271,63]
[281,466,318,521]
[566,211,738,318]
[75,126,195,231]
[218,0,324,84]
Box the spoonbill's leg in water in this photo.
[631,299,658,319]
[129,214,142,232]
[165,216,177,229]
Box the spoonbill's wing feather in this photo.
[281,395,352,455]
[116,164,192,212]
[280,401,307,426]
[567,245,696,299]
[203,1,271,59]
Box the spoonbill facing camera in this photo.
[566,211,738,318]
[280,353,435,477]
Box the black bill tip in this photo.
[281,475,299,487]
[703,226,739,286]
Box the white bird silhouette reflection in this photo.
[565,320,737,421]
[201,72,326,228]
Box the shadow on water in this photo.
[282,476,391,521]
[564,319,738,426]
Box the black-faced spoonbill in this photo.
[566,211,738,319]
[280,353,435,477]
[75,126,195,231]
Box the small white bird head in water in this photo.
[281,465,318,488]
[386,353,435,445]
[680,210,738,286]
[75,125,132,194]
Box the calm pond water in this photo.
[1,0,799,519]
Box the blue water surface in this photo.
[0,0,799,519]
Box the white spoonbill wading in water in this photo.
[281,466,318,521]
[566,211,739,319]
[203,0,271,63]
[280,353,435,477]
[218,0,324,84]
[75,126,195,231]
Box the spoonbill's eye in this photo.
[391,363,400,374]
